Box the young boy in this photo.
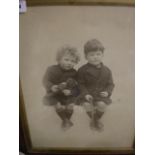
[43,46,80,130]
[77,39,115,131]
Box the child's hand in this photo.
[51,85,59,93]
[62,89,71,96]
[58,82,67,90]
[100,91,109,97]
[85,94,93,102]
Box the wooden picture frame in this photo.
[20,0,135,154]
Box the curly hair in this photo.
[84,39,105,55]
[56,45,80,63]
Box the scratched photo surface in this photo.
[20,6,134,148]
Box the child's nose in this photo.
[68,61,72,65]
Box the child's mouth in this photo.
[65,66,71,69]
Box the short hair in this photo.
[56,45,80,63]
[84,39,105,55]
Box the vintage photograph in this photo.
[20,4,134,151]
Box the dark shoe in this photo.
[95,120,104,132]
[61,119,73,131]
[68,120,74,127]
[90,120,96,130]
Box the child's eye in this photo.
[90,54,94,56]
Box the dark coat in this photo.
[43,65,79,105]
[77,63,115,104]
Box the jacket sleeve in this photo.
[77,68,89,97]
[43,67,55,93]
[105,70,115,97]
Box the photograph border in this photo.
[19,0,135,154]
[26,0,135,6]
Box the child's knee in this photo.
[83,102,93,112]
[96,101,107,112]
[66,103,74,110]
[55,102,65,112]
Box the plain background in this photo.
[1,0,155,155]
[19,6,134,148]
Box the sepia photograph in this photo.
[20,1,134,154]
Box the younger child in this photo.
[77,39,115,131]
[43,46,80,130]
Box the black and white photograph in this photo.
[19,2,134,154]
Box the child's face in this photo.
[59,54,76,70]
[86,50,103,66]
